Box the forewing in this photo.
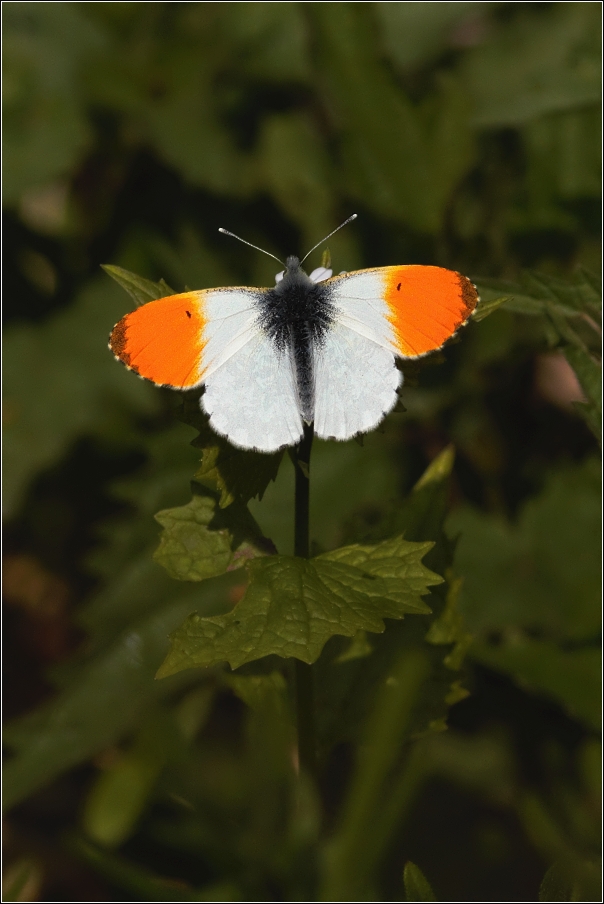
[109,288,261,389]
[324,265,478,358]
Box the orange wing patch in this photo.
[384,266,478,357]
[109,292,206,388]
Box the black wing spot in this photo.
[185,310,192,318]
[397,282,401,291]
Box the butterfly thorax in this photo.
[257,256,336,423]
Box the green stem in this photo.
[293,422,316,775]
[294,422,313,559]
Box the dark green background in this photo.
[3,3,601,901]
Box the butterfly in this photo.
[109,219,478,452]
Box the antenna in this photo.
[300,214,358,265]
[218,228,284,266]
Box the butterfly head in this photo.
[273,255,314,293]
[285,255,301,273]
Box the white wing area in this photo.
[324,270,397,353]
[313,322,401,441]
[202,329,304,452]
[200,288,263,380]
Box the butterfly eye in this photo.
[275,271,285,284]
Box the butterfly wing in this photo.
[324,265,478,358]
[312,265,478,441]
[202,329,303,452]
[313,322,401,441]
[109,287,303,452]
[109,287,262,388]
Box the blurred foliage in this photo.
[2,2,601,902]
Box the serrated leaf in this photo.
[157,536,441,675]
[472,295,512,322]
[153,496,234,582]
[314,445,466,753]
[563,345,601,437]
[194,441,284,508]
[102,264,174,307]
[403,861,437,902]
[153,494,273,583]
[474,269,602,323]
[426,577,473,672]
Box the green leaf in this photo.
[474,271,600,321]
[376,2,482,71]
[314,446,467,753]
[2,858,42,903]
[2,278,158,518]
[222,671,287,712]
[157,536,440,675]
[472,640,601,731]
[193,439,284,509]
[2,572,237,810]
[335,631,374,664]
[539,859,602,903]
[3,3,104,203]
[448,458,601,641]
[522,107,601,218]
[70,836,240,901]
[573,400,601,442]
[153,496,235,582]
[449,458,601,727]
[472,295,512,323]
[321,650,430,900]
[563,344,601,440]
[257,110,357,264]
[472,269,601,441]
[309,3,473,234]
[395,445,456,547]
[153,493,272,582]
[102,264,175,307]
[426,577,473,673]
[219,1,311,83]
[461,3,601,127]
[83,717,172,848]
[403,861,437,902]
[138,50,256,198]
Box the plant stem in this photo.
[293,422,316,776]
[294,422,313,559]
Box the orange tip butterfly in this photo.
[109,216,478,452]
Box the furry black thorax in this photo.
[257,256,335,421]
